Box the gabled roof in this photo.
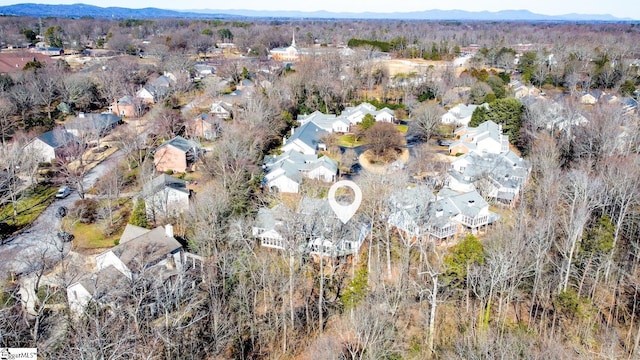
[149,74,175,88]
[66,113,121,131]
[286,122,328,150]
[143,174,189,197]
[445,103,480,119]
[435,188,492,220]
[120,224,151,244]
[117,95,134,105]
[254,204,291,231]
[157,136,201,153]
[77,265,128,298]
[193,112,222,125]
[36,129,79,148]
[307,156,338,174]
[110,226,182,269]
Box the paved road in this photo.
[0,150,124,278]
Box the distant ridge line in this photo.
[0,3,632,21]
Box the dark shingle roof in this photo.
[37,130,79,148]
[143,174,189,196]
[157,136,200,153]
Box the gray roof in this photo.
[117,95,134,105]
[157,136,201,153]
[66,113,121,131]
[36,129,79,148]
[254,203,290,231]
[307,156,338,174]
[120,224,151,244]
[150,75,175,88]
[451,150,529,192]
[111,226,182,270]
[388,185,436,233]
[286,121,328,150]
[143,174,189,196]
[77,264,128,297]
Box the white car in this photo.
[55,186,71,199]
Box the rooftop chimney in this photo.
[165,224,174,238]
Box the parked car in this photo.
[55,206,67,218]
[57,231,74,242]
[55,186,71,198]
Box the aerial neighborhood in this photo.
[0,5,639,358]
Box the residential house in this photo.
[432,188,499,236]
[251,204,290,249]
[111,95,140,118]
[66,264,128,314]
[136,73,176,104]
[263,150,338,193]
[620,97,639,114]
[387,186,499,241]
[296,197,369,257]
[65,113,122,138]
[143,174,191,220]
[154,136,202,173]
[253,197,369,258]
[580,90,604,105]
[187,113,223,140]
[341,102,395,125]
[210,100,233,119]
[0,52,55,75]
[388,185,437,239]
[441,103,487,127]
[281,122,328,155]
[193,63,214,79]
[25,129,80,163]
[297,111,349,133]
[67,224,183,314]
[509,80,539,99]
[30,47,63,56]
[449,120,509,155]
[448,150,530,206]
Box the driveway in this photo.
[0,150,124,278]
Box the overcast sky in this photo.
[0,0,637,19]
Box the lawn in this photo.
[396,124,409,134]
[65,198,133,250]
[70,222,121,249]
[338,134,366,147]
[0,185,57,238]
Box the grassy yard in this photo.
[0,185,57,238]
[396,124,409,134]
[338,134,366,147]
[65,198,133,250]
[70,222,121,249]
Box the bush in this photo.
[73,198,99,224]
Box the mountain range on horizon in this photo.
[0,3,633,21]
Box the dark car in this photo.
[55,206,67,218]
[57,231,74,242]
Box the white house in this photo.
[210,100,233,119]
[441,103,486,126]
[25,129,80,163]
[448,150,530,206]
[143,174,191,220]
[253,197,370,257]
[449,120,509,155]
[67,225,182,314]
[263,150,338,193]
[281,122,328,155]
